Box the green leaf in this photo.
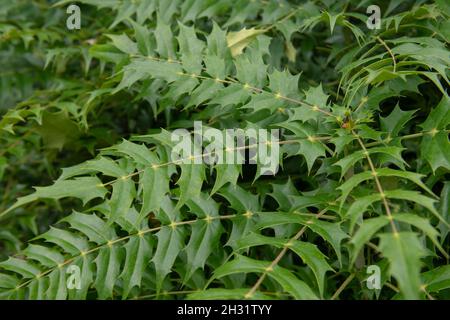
[278,122,326,172]
[421,265,450,293]
[128,58,183,84]
[378,232,426,299]
[304,83,330,109]
[289,241,333,297]
[0,257,41,278]
[419,96,450,171]
[176,164,205,209]
[187,79,222,108]
[109,177,136,224]
[177,23,205,74]
[219,185,259,247]
[107,140,170,217]
[152,225,185,291]
[187,288,272,300]
[106,34,138,55]
[268,179,299,211]
[213,254,318,299]
[61,211,115,244]
[154,17,176,59]
[380,104,416,137]
[207,21,229,58]
[211,164,241,195]
[140,166,169,217]
[131,20,154,55]
[346,194,382,231]
[94,246,121,299]
[35,111,81,150]
[257,212,348,263]
[226,28,264,57]
[334,146,405,178]
[0,177,108,220]
[59,156,127,180]
[183,194,223,281]
[268,69,300,98]
[300,218,348,264]
[350,216,389,265]
[242,91,283,113]
[393,213,447,259]
[35,227,89,256]
[0,274,19,289]
[46,268,67,299]
[208,83,250,107]
[23,244,64,268]
[438,182,450,238]
[384,189,448,228]
[235,232,287,250]
[120,235,153,298]
[338,167,435,206]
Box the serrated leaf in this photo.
[0,177,108,220]
[226,28,264,57]
[109,177,136,225]
[36,227,89,256]
[334,146,406,178]
[187,288,272,300]
[35,111,81,150]
[94,246,121,299]
[268,69,300,98]
[23,244,64,268]
[419,96,450,171]
[385,189,448,228]
[61,211,115,245]
[211,164,241,195]
[268,179,299,211]
[155,17,176,59]
[350,216,389,265]
[304,84,330,109]
[213,254,318,299]
[346,194,382,231]
[0,274,19,289]
[177,23,204,74]
[152,225,185,291]
[289,241,333,297]
[0,257,41,278]
[378,232,426,299]
[380,104,416,137]
[183,194,223,281]
[120,235,153,298]
[338,167,435,206]
[421,265,450,293]
[176,164,205,209]
[106,34,138,55]
[257,213,347,263]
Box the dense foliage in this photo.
[0,0,449,300]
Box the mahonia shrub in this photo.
[0,0,449,300]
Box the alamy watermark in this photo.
[170,121,280,175]
[66,4,81,30]
[366,5,381,30]
[66,265,81,290]
[366,265,381,290]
